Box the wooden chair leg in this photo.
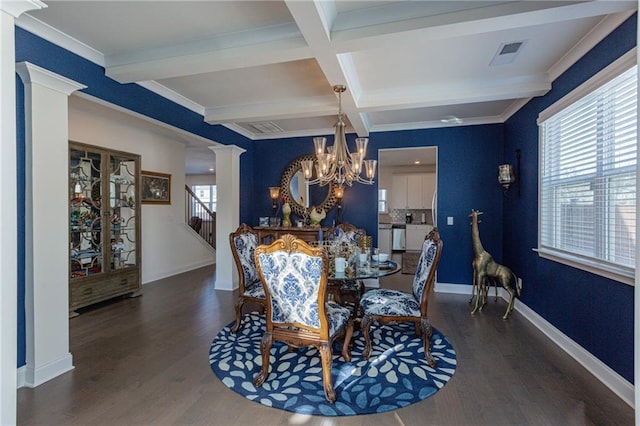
[341,320,353,362]
[253,332,273,387]
[414,322,421,336]
[318,342,336,403]
[361,314,373,360]
[419,318,436,368]
[231,298,245,333]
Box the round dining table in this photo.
[327,261,401,315]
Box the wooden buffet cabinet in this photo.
[254,226,329,245]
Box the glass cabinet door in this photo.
[69,142,141,314]
[70,147,104,278]
[109,155,137,271]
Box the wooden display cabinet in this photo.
[69,142,141,316]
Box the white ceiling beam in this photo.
[207,71,551,126]
[370,115,504,133]
[206,75,551,129]
[285,0,370,136]
[105,36,313,83]
[204,96,338,124]
[358,75,551,112]
[331,0,637,53]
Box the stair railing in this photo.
[185,185,216,249]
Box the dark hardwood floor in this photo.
[17,266,634,425]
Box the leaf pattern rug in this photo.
[209,313,456,416]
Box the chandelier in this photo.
[301,85,376,188]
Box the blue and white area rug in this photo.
[209,313,456,416]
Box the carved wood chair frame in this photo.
[253,234,354,403]
[360,228,443,367]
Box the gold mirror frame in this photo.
[280,154,338,218]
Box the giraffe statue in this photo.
[469,209,522,319]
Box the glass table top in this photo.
[329,261,400,281]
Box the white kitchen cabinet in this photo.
[390,173,436,210]
[421,173,436,209]
[405,224,433,250]
[390,174,408,209]
[407,174,423,209]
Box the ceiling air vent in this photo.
[490,40,526,66]
[248,122,284,134]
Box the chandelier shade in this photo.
[303,85,376,188]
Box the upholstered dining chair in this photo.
[253,234,354,403]
[326,222,366,313]
[360,228,443,367]
[229,223,266,333]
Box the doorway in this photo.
[378,147,438,282]
[378,147,438,223]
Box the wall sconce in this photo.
[334,186,344,224]
[498,149,521,196]
[269,186,280,217]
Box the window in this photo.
[192,185,216,217]
[537,52,636,285]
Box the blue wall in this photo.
[253,125,506,286]
[503,14,636,383]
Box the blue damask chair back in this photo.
[229,224,266,333]
[253,234,354,403]
[412,236,440,306]
[233,230,260,287]
[257,250,325,330]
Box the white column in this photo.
[0,2,46,423]
[209,145,245,290]
[16,62,86,387]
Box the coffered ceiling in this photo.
[18,1,637,173]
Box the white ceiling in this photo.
[18,1,637,173]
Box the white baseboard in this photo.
[435,282,634,408]
[22,352,74,388]
[512,295,635,408]
[434,282,472,294]
[142,258,215,285]
[17,366,26,388]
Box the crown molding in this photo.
[547,11,635,82]
[15,13,104,66]
[136,81,205,116]
[0,0,45,19]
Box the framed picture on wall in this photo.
[141,170,171,204]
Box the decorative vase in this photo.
[282,202,292,227]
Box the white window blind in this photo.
[538,63,637,283]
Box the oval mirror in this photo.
[280,155,338,219]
